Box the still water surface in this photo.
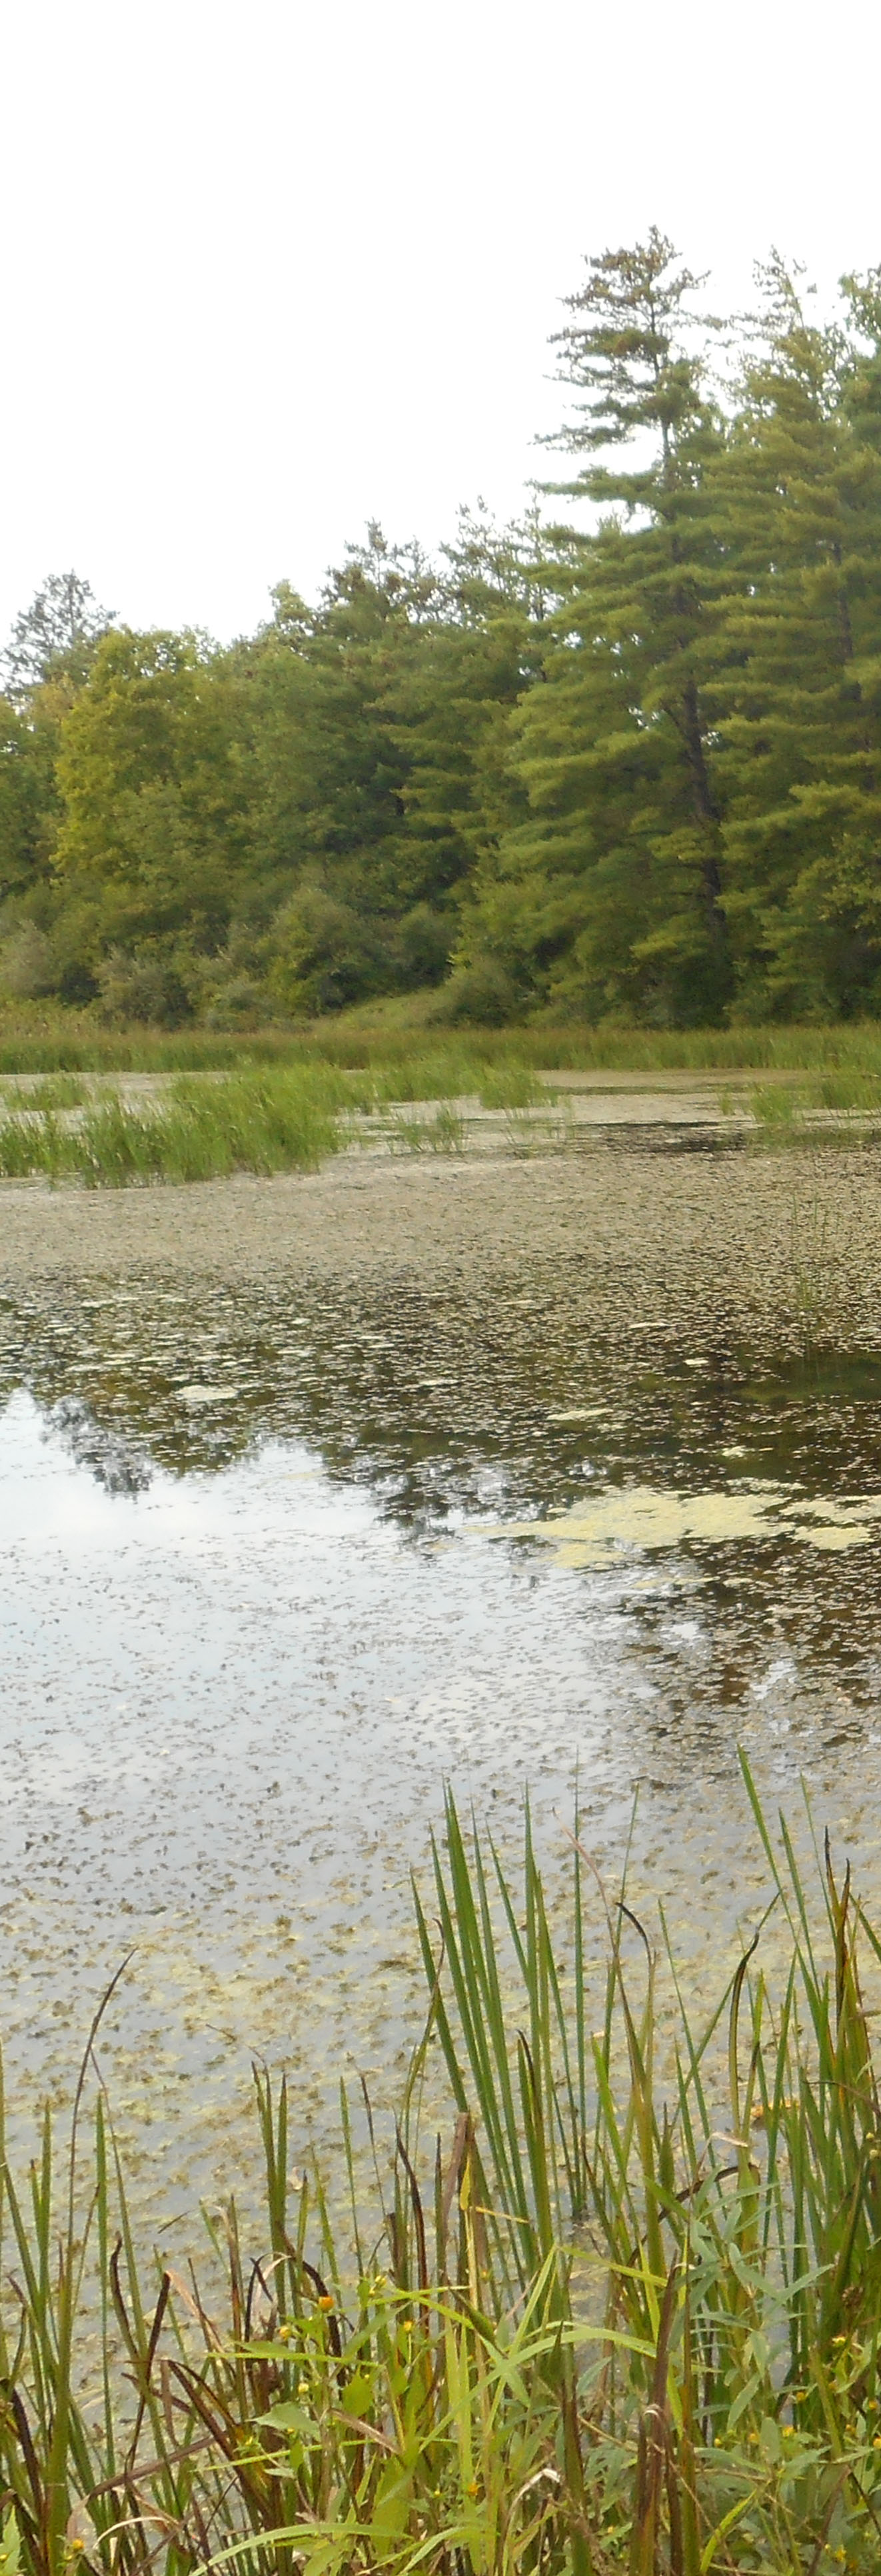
[2,1247,881,2231]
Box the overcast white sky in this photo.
[3,0,879,644]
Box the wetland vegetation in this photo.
[5,1775,881,2576]
[0,1068,349,1186]
[3,1046,881,1186]
[0,1059,554,1184]
[13,1014,881,1081]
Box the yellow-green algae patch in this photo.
[492,1479,881,1568]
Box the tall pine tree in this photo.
[461,231,732,1022]
[713,260,881,1015]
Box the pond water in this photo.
[3,1231,881,2237]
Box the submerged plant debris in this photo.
[494,1478,881,1563]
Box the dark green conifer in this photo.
[714,259,881,1014]
[463,231,732,1022]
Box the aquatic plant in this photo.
[3,1765,881,2571]
[0,1075,90,1113]
[426,1105,465,1154]
[818,1071,881,1117]
[10,999,881,1081]
[750,1068,881,1148]
[0,1054,552,1185]
[788,1193,834,1358]
[750,1083,802,1133]
[0,1069,348,1187]
[476,1066,550,1111]
[368,1049,484,1104]
[385,1104,466,1155]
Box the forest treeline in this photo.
[5,232,881,1029]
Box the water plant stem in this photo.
[4,1769,881,2568]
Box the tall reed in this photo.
[3,1767,881,2572]
[0,1070,349,1186]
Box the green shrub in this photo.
[269,888,393,1016]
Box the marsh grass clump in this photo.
[0,1104,73,1179]
[750,1069,881,1147]
[385,1103,466,1154]
[85,1071,345,1184]
[427,1103,465,1153]
[411,1761,881,2570]
[376,1061,558,1158]
[818,1071,881,1115]
[370,1049,484,1104]
[750,1081,803,1135]
[0,1069,347,1186]
[478,1064,551,1111]
[1,1073,90,1112]
[5,1761,881,2573]
[385,1107,431,1153]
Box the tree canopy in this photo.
[5,240,881,1026]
